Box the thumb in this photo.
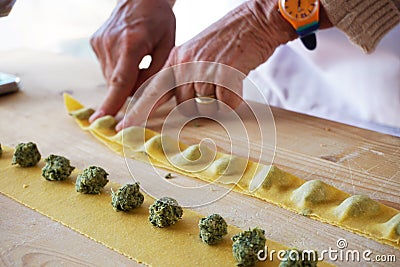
[116,62,176,131]
[89,46,147,123]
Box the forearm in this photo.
[321,0,400,53]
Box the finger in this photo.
[148,91,175,119]
[89,48,144,122]
[102,31,119,84]
[117,90,174,131]
[171,47,201,117]
[90,34,100,59]
[115,65,176,130]
[134,38,175,93]
[194,82,215,97]
[216,85,243,112]
[90,33,109,81]
[194,83,218,117]
[175,83,198,117]
[94,5,124,83]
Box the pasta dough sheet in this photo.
[0,147,308,267]
[64,94,400,249]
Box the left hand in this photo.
[89,0,176,122]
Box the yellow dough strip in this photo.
[64,94,400,249]
[0,147,336,267]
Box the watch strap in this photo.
[297,21,319,50]
[300,33,317,50]
[295,21,320,36]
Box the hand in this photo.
[89,0,176,122]
[116,0,298,131]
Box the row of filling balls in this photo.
[7,142,318,267]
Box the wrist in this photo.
[246,0,298,46]
[319,3,333,29]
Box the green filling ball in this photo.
[111,183,144,211]
[69,107,95,120]
[75,166,109,194]
[199,214,228,245]
[12,142,41,167]
[278,249,318,267]
[149,197,183,227]
[232,227,266,266]
[42,154,75,181]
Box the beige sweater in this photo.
[321,0,400,53]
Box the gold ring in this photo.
[195,93,216,104]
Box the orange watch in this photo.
[278,0,320,50]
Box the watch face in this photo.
[280,0,319,21]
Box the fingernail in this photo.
[115,120,124,132]
[89,110,105,123]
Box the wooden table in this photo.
[0,50,399,266]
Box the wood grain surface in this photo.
[0,50,399,266]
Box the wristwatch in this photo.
[278,0,320,50]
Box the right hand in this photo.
[115,0,299,130]
[89,0,176,122]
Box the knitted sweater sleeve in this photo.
[321,0,400,53]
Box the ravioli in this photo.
[64,94,400,249]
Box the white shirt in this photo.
[245,25,400,136]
